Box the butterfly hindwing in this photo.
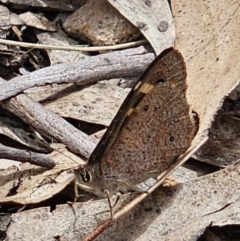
[81,47,198,195]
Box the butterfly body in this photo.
[75,48,198,197]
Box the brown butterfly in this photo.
[74,47,198,198]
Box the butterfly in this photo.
[74,47,198,199]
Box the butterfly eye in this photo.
[144,105,148,111]
[81,169,92,183]
[156,79,165,85]
[169,136,175,142]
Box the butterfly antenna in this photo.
[27,133,81,166]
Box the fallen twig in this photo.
[0,143,56,168]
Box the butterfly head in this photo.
[74,164,117,198]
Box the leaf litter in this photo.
[0,0,240,240]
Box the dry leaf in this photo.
[0,0,86,12]
[0,146,83,204]
[36,29,88,65]
[45,79,130,126]
[0,116,51,152]
[173,0,240,150]
[19,12,57,31]
[64,0,142,45]
[0,5,23,38]
[108,0,175,54]
[195,115,240,167]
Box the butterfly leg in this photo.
[104,190,114,218]
[72,179,87,202]
[74,180,80,202]
[66,180,83,206]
